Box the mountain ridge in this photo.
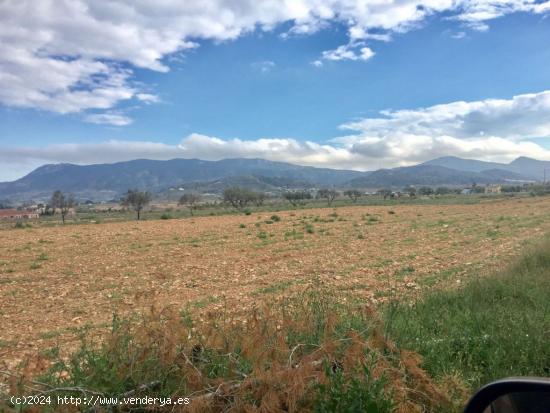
[0,156,544,203]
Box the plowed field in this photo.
[2,196,550,368]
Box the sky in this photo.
[1,1,550,181]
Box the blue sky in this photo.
[1,1,550,181]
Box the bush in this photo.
[16,288,450,412]
[160,213,172,220]
[270,214,281,222]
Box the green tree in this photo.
[223,187,265,210]
[343,189,362,202]
[121,189,151,220]
[282,190,312,207]
[404,186,417,198]
[317,188,338,206]
[418,186,434,196]
[50,190,76,224]
[435,186,452,195]
[178,192,201,216]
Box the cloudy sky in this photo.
[1,0,550,181]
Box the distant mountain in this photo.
[424,156,550,180]
[505,157,550,180]
[423,156,506,173]
[0,155,545,203]
[163,175,313,196]
[346,164,533,188]
[0,158,363,202]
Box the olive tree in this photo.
[282,190,312,207]
[317,188,338,206]
[179,192,201,216]
[344,189,362,202]
[377,189,392,200]
[50,190,76,224]
[121,189,151,220]
[223,187,265,210]
[418,186,434,196]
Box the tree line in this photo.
[37,182,536,224]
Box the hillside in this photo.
[0,158,363,202]
[345,164,532,188]
[424,156,549,180]
[0,156,544,202]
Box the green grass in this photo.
[384,237,550,391]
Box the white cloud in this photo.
[322,44,375,61]
[251,60,276,73]
[84,113,133,126]
[2,89,550,181]
[340,90,550,141]
[136,93,160,104]
[1,0,548,120]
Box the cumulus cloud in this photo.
[335,90,550,167]
[1,0,548,121]
[322,44,375,61]
[2,89,550,181]
[340,90,550,141]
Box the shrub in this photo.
[270,214,281,222]
[17,289,450,412]
[314,365,394,413]
[160,213,172,220]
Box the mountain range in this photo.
[0,156,546,203]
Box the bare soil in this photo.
[2,196,550,368]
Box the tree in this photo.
[223,187,265,210]
[317,188,338,206]
[471,183,485,194]
[50,190,76,224]
[179,192,201,216]
[282,190,312,207]
[343,189,362,202]
[251,191,266,207]
[435,186,452,195]
[418,186,434,196]
[121,189,151,220]
[377,188,392,200]
[404,186,416,198]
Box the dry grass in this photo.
[4,288,455,412]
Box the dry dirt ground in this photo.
[2,196,550,368]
